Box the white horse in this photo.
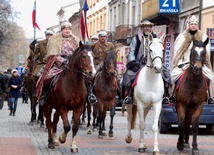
[125,35,165,154]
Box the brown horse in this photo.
[87,51,117,138]
[42,41,96,152]
[23,50,44,127]
[175,38,209,155]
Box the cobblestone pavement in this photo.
[0,99,213,155]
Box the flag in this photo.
[32,0,40,30]
[80,0,89,42]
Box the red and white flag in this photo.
[80,0,89,42]
[32,0,40,30]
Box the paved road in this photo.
[0,99,213,155]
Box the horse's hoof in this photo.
[48,143,55,149]
[98,135,103,139]
[184,142,190,148]
[28,122,34,126]
[71,148,78,153]
[192,149,199,155]
[125,136,132,143]
[92,128,98,132]
[138,148,146,153]
[177,142,184,150]
[53,141,59,146]
[40,124,45,128]
[102,131,107,136]
[108,131,113,137]
[87,130,92,135]
[58,137,66,144]
[153,151,161,155]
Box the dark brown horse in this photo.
[175,38,209,155]
[87,51,117,138]
[23,50,44,127]
[42,41,96,152]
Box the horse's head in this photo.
[190,37,208,75]
[148,35,165,73]
[103,51,117,76]
[68,41,96,77]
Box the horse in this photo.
[42,41,96,152]
[175,38,209,155]
[125,35,165,154]
[86,51,117,138]
[22,55,44,127]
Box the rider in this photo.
[122,20,171,105]
[37,21,80,106]
[87,30,116,104]
[170,15,214,104]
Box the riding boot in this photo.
[169,84,176,104]
[123,85,133,105]
[39,86,48,106]
[162,81,170,104]
[206,79,214,105]
[87,82,97,105]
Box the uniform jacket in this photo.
[92,40,116,66]
[8,76,22,98]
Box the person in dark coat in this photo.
[8,69,22,116]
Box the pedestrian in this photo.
[170,15,214,104]
[4,68,12,110]
[122,20,171,105]
[8,69,22,116]
[36,21,80,106]
[0,70,6,109]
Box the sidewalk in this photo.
[0,99,213,155]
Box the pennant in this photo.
[80,0,89,42]
[32,0,40,30]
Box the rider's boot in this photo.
[162,81,170,104]
[87,82,97,105]
[39,85,48,106]
[169,84,176,104]
[123,85,133,105]
[206,79,214,105]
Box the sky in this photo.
[11,0,80,39]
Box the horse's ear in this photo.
[159,34,166,44]
[79,41,83,47]
[204,37,209,46]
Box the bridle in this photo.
[146,41,163,68]
[103,58,116,77]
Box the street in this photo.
[0,99,213,155]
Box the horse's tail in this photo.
[131,105,137,129]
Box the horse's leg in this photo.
[43,105,55,149]
[81,104,86,125]
[98,109,104,139]
[184,111,192,148]
[125,104,133,143]
[58,109,70,144]
[137,103,147,153]
[38,104,45,128]
[176,103,185,150]
[52,110,60,146]
[151,102,162,154]
[108,103,115,137]
[86,103,92,134]
[92,104,98,131]
[191,107,203,155]
[70,108,84,153]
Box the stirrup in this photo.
[39,95,46,106]
[169,96,176,104]
[124,96,132,104]
[162,97,169,104]
[207,97,214,105]
[88,93,97,105]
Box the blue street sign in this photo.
[159,0,180,14]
